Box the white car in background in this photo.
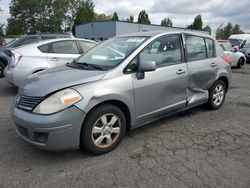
[4,38,97,86]
[219,41,246,68]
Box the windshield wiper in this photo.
[76,62,106,71]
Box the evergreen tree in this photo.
[112,12,119,21]
[161,17,173,27]
[137,10,150,24]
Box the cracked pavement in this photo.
[0,65,250,188]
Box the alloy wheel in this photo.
[213,84,225,106]
[91,113,121,148]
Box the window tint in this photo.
[185,35,206,61]
[78,41,96,52]
[206,38,215,58]
[38,44,50,53]
[140,35,182,68]
[49,41,79,54]
[41,36,57,40]
[13,37,38,47]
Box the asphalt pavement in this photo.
[0,65,250,188]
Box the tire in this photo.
[0,60,6,78]
[237,58,243,69]
[81,104,126,155]
[207,80,226,110]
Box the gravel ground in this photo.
[0,65,250,188]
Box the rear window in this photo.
[205,38,215,58]
[185,35,206,61]
[185,35,215,62]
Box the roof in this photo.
[118,30,213,39]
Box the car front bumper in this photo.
[12,105,86,151]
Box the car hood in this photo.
[19,65,106,97]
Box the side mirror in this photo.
[136,60,156,79]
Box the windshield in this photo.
[244,40,250,48]
[74,36,148,70]
[229,38,243,46]
[5,38,20,47]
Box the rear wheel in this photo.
[81,104,126,155]
[207,80,226,110]
[0,60,6,78]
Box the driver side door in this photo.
[131,34,188,122]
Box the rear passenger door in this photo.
[184,35,217,89]
[47,40,81,67]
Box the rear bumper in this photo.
[5,67,32,87]
[12,105,86,151]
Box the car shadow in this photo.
[0,82,18,97]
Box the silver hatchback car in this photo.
[12,31,232,154]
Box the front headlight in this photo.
[33,88,82,115]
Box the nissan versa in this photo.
[12,31,232,154]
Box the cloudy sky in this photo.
[1,0,250,35]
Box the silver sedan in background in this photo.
[4,38,97,86]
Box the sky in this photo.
[1,0,250,35]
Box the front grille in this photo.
[17,95,43,111]
[16,124,28,138]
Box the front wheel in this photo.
[81,104,126,155]
[207,80,226,110]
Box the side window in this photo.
[206,38,215,58]
[185,35,206,61]
[78,41,96,52]
[139,35,182,68]
[49,41,79,54]
[38,44,50,53]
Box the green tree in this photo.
[95,13,112,21]
[0,24,4,35]
[7,0,82,34]
[6,17,25,35]
[233,24,244,34]
[223,22,233,39]
[203,25,211,35]
[137,10,150,24]
[161,17,173,27]
[187,15,203,30]
[126,15,134,22]
[112,12,119,21]
[72,0,95,35]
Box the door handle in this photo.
[176,69,186,75]
[211,62,217,67]
[50,57,59,61]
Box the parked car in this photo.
[239,39,250,62]
[4,38,97,86]
[219,41,246,68]
[11,31,232,154]
[228,34,250,47]
[0,33,74,78]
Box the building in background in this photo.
[75,21,208,41]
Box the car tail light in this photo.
[222,54,232,65]
[10,51,22,68]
